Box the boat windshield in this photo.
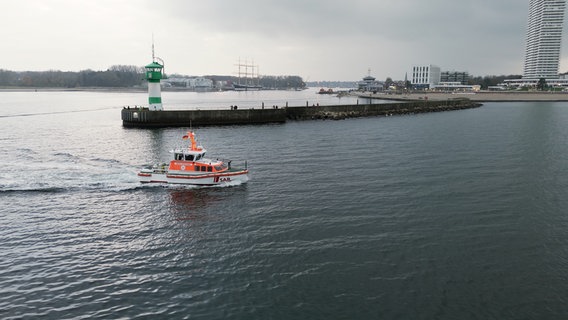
[214,163,228,171]
[175,153,195,161]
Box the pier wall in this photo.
[122,99,481,128]
[122,108,287,128]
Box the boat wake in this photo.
[0,186,68,194]
[0,181,146,195]
[0,151,143,195]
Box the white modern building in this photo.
[163,77,214,90]
[523,0,566,79]
[433,82,480,92]
[411,65,441,89]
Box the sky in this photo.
[1,0,567,81]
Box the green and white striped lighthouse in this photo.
[145,54,166,111]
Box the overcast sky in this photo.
[1,0,567,81]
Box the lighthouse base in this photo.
[149,104,163,111]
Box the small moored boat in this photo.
[138,131,249,185]
[317,88,334,94]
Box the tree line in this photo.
[257,75,305,89]
[0,66,305,89]
[0,65,523,90]
[0,65,145,88]
[467,74,522,89]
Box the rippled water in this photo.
[1,91,568,319]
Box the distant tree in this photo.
[537,78,548,91]
[0,69,19,86]
[468,74,522,89]
[258,75,305,89]
[108,65,143,73]
[384,77,394,89]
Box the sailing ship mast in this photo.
[234,58,261,90]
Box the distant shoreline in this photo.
[356,91,568,102]
[3,87,568,102]
[0,87,146,93]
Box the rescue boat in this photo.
[138,131,249,185]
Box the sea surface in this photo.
[1,90,568,319]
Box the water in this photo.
[1,91,568,319]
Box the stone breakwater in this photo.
[285,99,481,121]
[122,99,481,128]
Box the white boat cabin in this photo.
[172,147,207,162]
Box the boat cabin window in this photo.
[175,153,196,161]
[195,165,212,172]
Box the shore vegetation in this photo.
[0,66,305,90]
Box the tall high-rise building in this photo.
[523,0,566,79]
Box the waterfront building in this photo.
[357,69,383,92]
[432,82,480,92]
[191,77,214,90]
[164,77,214,91]
[503,77,568,88]
[523,0,566,79]
[441,71,470,84]
[411,65,441,89]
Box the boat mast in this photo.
[235,58,260,87]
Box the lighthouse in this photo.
[145,51,166,111]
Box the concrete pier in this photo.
[122,99,481,128]
[122,108,287,128]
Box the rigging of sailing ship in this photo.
[233,58,262,91]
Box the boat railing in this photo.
[152,163,168,173]
[223,159,248,171]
